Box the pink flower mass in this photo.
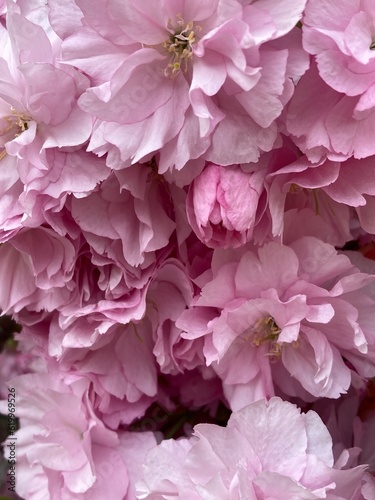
[177,238,375,408]
[137,398,367,499]
[0,1,375,499]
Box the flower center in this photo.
[289,183,303,194]
[163,14,200,77]
[252,316,283,356]
[250,316,300,358]
[288,184,320,215]
[145,156,163,182]
[0,108,31,160]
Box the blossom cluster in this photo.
[0,0,375,498]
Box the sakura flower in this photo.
[0,223,156,350]
[185,138,354,251]
[70,166,175,268]
[38,245,153,349]
[0,372,157,500]
[29,258,197,430]
[289,0,375,162]
[186,162,266,248]
[1,374,113,498]
[0,4,95,240]
[177,237,375,409]
[0,157,185,349]
[267,148,375,242]
[39,167,177,348]
[303,0,375,97]
[58,0,308,171]
[0,226,77,314]
[286,61,375,161]
[362,475,375,500]
[137,397,367,499]
[18,149,110,233]
[46,319,159,429]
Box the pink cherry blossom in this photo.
[70,167,175,268]
[0,227,77,314]
[291,0,375,160]
[184,138,356,251]
[137,397,367,499]
[177,238,375,409]
[41,246,152,348]
[286,61,375,161]
[57,0,308,172]
[267,148,375,242]
[0,226,153,348]
[303,0,375,97]
[50,320,159,429]
[0,4,96,240]
[0,373,157,500]
[17,149,110,232]
[186,162,266,248]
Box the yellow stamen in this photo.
[163,15,200,77]
[250,316,301,358]
[0,108,31,161]
[252,316,283,356]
